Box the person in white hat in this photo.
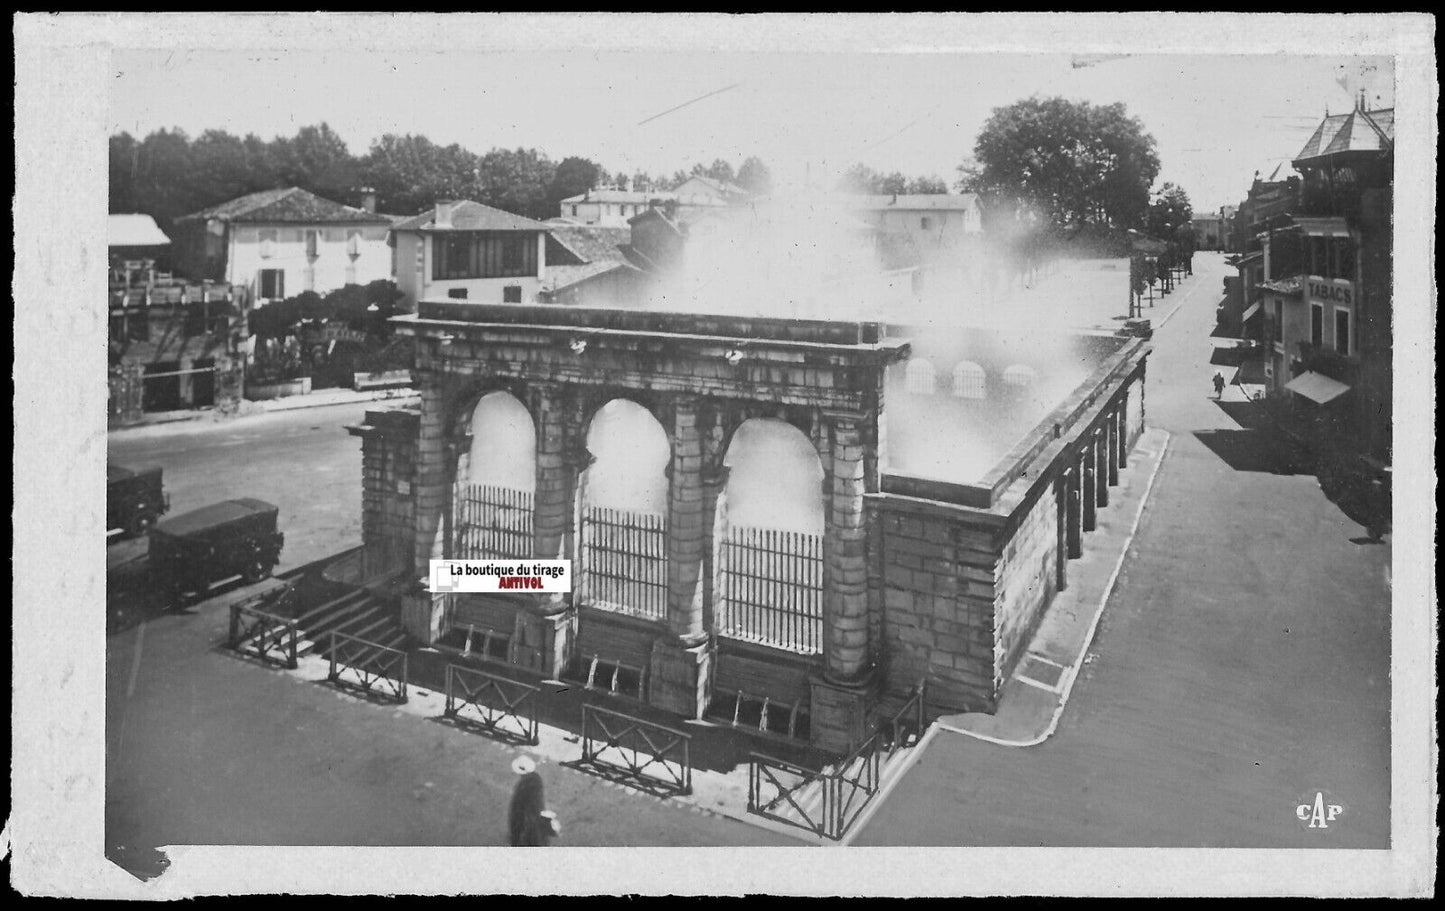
[508,756,561,846]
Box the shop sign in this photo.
[1306,278,1354,307]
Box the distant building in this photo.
[173,187,394,303]
[390,200,551,311]
[1191,212,1228,251]
[671,175,751,207]
[539,224,647,307]
[108,223,247,422]
[1257,102,1394,464]
[558,189,677,227]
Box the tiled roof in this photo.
[676,175,749,197]
[546,226,631,264]
[543,262,631,292]
[180,187,391,224]
[390,200,547,233]
[109,214,171,246]
[1295,108,1394,161]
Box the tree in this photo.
[1147,182,1194,240]
[546,156,603,215]
[968,96,1160,231]
[836,163,883,193]
[736,156,773,195]
[475,146,556,219]
[131,128,196,230]
[274,123,358,202]
[690,158,736,185]
[907,175,949,194]
[360,133,480,215]
[109,132,140,213]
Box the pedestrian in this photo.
[1212,371,1226,399]
[508,756,561,846]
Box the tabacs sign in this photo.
[1306,278,1354,307]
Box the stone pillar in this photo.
[1055,471,1070,591]
[1065,465,1082,559]
[650,396,714,717]
[1094,427,1109,509]
[665,396,707,643]
[1107,410,1120,487]
[1081,446,1097,533]
[1117,403,1129,469]
[812,412,875,753]
[823,413,871,682]
[413,368,448,574]
[529,383,581,681]
[178,355,194,407]
[214,355,242,416]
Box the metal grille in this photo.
[454,484,533,561]
[577,506,667,621]
[718,526,824,654]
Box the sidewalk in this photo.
[936,426,1171,747]
[109,386,420,435]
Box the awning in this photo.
[1285,370,1351,404]
[1242,302,1262,321]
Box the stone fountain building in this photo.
[347,300,1149,752]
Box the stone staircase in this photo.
[293,586,409,661]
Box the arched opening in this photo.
[455,391,535,560]
[576,399,670,620]
[716,419,825,654]
[1002,363,1038,389]
[951,360,987,399]
[904,357,936,395]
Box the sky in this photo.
[108,22,1395,216]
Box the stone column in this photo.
[650,396,713,718]
[665,396,707,643]
[1117,402,1129,469]
[812,412,874,753]
[1065,465,1083,559]
[524,382,581,681]
[413,366,448,573]
[824,413,870,682]
[1081,446,1097,533]
[1055,470,1070,592]
[1094,427,1109,509]
[1107,410,1120,487]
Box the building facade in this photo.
[390,201,551,311]
[173,187,393,304]
[1257,103,1393,464]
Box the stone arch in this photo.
[575,397,672,618]
[1002,364,1038,389]
[721,418,826,534]
[904,357,936,395]
[464,390,536,491]
[951,360,987,399]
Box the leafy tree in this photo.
[109,132,140,213]
[968,96,1160,231]
[1147,182,1194,240]
[736,156,773,195]
[690,158,736,185]
[907,175,948,194]
[274,123,358,202]
[360,133,480,215]
[837,163,883,193]
[476,146,556,219]
[546,156,603,215]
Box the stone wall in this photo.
[990,481,1060,692]
[351,408,420,577]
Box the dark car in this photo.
[149,498,285,601]
[108,463,170,539]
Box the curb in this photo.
[108,389,420,436]
[936,429,1173,749]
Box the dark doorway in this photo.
[143,361,182,412]
[190,358,216,408]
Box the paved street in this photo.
[853,252,1391,847]
[106,403,791,877]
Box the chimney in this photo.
[434,201,453,228]
[360,187,377,213]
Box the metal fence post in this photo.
[287,620,298,669]
[398,653,408,703]
[228,603,240,649]
[327,631,338,681]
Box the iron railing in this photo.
[454,484,533,561]
[718,526,824,654]
[443,663,540,744]
[747,683,926,841]
[578,703,693,796]
[227,600,299,669]
[327,630,409,703]
[577,506,667,621]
